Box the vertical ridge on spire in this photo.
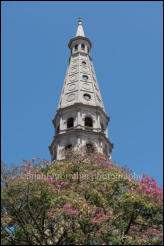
[76,17,85,37]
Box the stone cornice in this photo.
[68,36,92,49]
[70,52,92,61]
[49,128,113,151]
[52,103,110,126]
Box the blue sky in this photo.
[1,1,163,185]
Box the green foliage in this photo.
[1,152,163,245]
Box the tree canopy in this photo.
[1,150,163,245]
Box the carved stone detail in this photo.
[69,74,78,82]
[68,84,76,91]
[82,82,91,90]
[67,93,75,102]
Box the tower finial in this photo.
[78,17,82,24]
[76,17,85,37]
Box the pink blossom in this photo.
[74,175,79,180]
[6,187,9,192]
[54,178,60,184]
[61,181,68,187]
[137,177,140,183]
[101,186,106,192]
[72,210,78,215]
[35,168,39,173]
[48,208,55,216]
[91,209,95,215]
[108,225,111,231]
[109,160,113,166]
[66,209,78,215]
[9,176,14,181]
[57,203,60,207]
[92,218,100,224]
[48,177,53,183]
[63,203,78,215]
[17,176,23,180]
[98,207,104,214]
[22,164,26,168]
[83,203,88,208]
[88,169,93,175]
[63,203,72,209]
[56,184,61,189]
[95,213,102,217]
[130,225,137,232]
[24,169,29,174]
[108,154,111,160]
[44,160,49,165]
[142,234,147,239]
[137,174,163,203]
[28,162,32,166]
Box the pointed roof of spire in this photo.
[76,17,85,37]
[68,17,92,49]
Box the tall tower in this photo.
[49,18,113,160]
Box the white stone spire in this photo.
[58,18,104,111]
[76,17,85,37]
[49,18,113,161]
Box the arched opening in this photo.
[65,144,72,159]
[67,117,74,128]
[81,44,85,50]
[82,61,86,65]
[82,75,88,80]
[85,117,93,127]
[86,143,94,153]
[65,144,72,150]
[75,44,78,51]
[100,122,105,133]
[83,93,91,101]
[56,125,60,134]
[103,144,108,156]
[52,148,57,161]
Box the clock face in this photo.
[83,93,91,100]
